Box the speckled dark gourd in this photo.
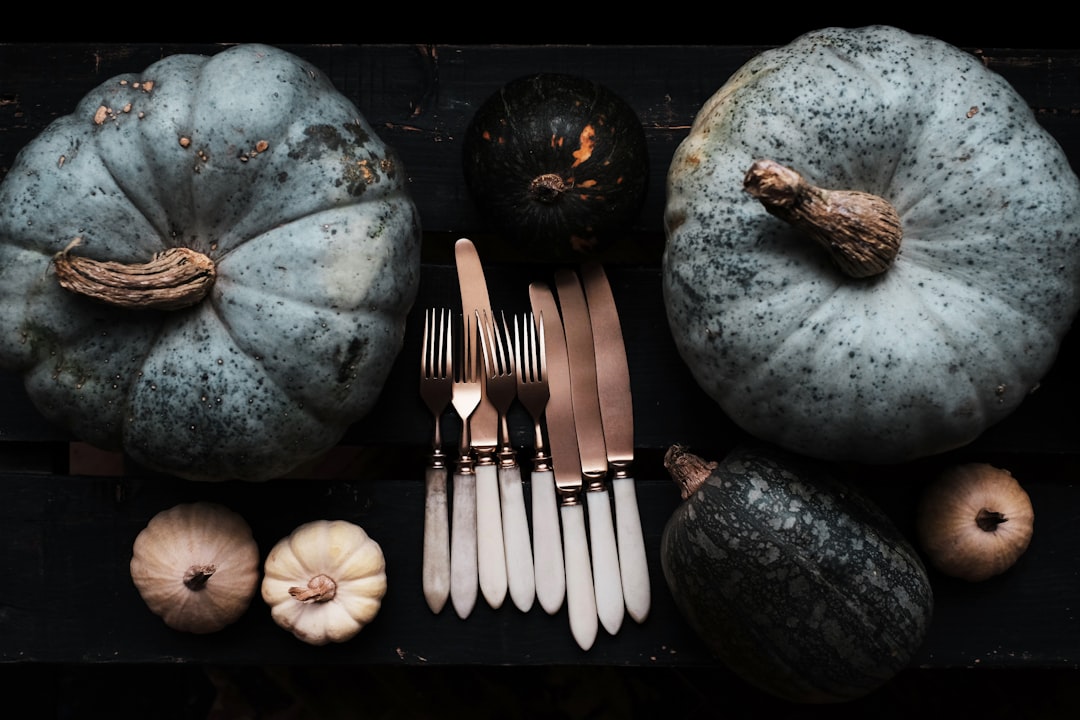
[661,444,933,704]
[462,73,648,261]
[0,44,421,481]
[663,26,1080,464]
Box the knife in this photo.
[582,262,650,623]
[529,282,597,651]
[455,238,507,611]
[554,269,625,637]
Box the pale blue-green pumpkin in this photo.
[664,26,1080,464]
[0,44,421,481]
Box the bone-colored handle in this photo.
[561,503,597,651]
[531,468,565,615]
[450,471,478,619]
[499,463,535,612]
[422,464,450,614]
[586,488,624,635]
[475,462,507,609]
[614,474,650,623]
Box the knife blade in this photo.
[455,238,507,611]
[582,262,650,623]
[529,282,597,651]
[554,268,625,636]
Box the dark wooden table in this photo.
[1,43,1078,680]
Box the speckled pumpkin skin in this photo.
[0,44,421,481]
[663,26,1080,464]
[660,445,933,704]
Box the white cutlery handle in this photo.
[531,469,565,615]
[499,463,535,613]
[586,488,624,635]
[450,470,478,619]
[475,462,507,609]
[422,464,450,614]
[614,474,650,623]
[561,503,597,651]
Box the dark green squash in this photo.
[462,73,648,261]
[661,444,933,704]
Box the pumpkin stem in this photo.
[976,508,1009,531]
[52,236,216,311]
[289,574,337,603]
[183,564,216,590]
[743,159,902,278]
[663,444,718,501]
[529,173,573,203]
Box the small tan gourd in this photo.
[916,463,1035,582]
[261,519,387,646]
[130,502,261,634]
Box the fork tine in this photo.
[516,313,529,382]
[536,311,547,382]
[478,310,495,379]
[480,309,514,379]
[422,307,432,377]
[468,311,480,383]
[517,311,545,384]
[442,308,452,380]
[497,311,513,376]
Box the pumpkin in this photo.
[462,73,648,261]
[661,444,933,704]
[662,25,1080,464]
[916,462,1034,581]
[130,502,260,634]
[261,519,387,646]
[0,43,421,481]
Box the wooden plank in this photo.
[1,43,1080,672]
[0,453,1077,667]
[3,44,1080,246]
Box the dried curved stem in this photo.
[289,574,338,603]
[53,237,216,310]
[744,159,903,278]
[663,445,718,501]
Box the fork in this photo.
[480,310,533,613]
[420,308,452,614]
[449,312,482,619]
[516,311,565,615]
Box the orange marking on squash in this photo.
[579,179,598,188]
[571,125,597,168]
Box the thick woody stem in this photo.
[663,445,718,501]
[289,574,338,603]
[743,159,903,278]
[53,237,216,310]
[183,564,216,590]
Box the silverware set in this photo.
[420,238,649,650]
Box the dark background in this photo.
[4,19,1080,719]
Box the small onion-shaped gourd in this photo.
[0,43,421,481]
[462,73,649,261]
[261,519,387,646]
[662,26,1080,464]
[916,463,1034,582]
[661,444,933,704]
[130,502,260,634]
